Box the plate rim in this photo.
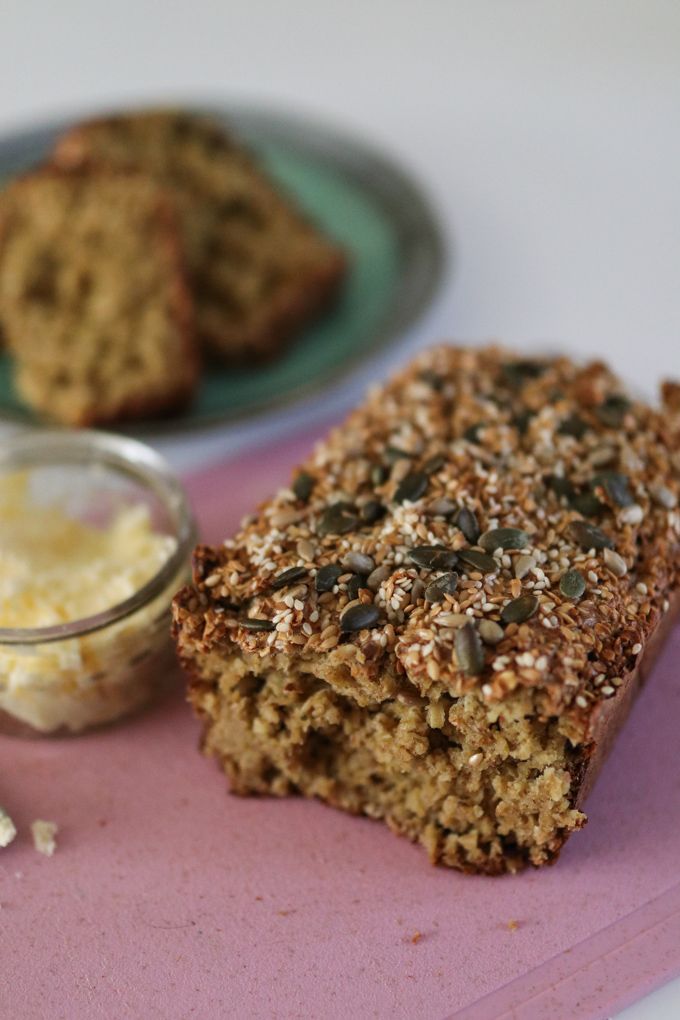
[0,102,447,436]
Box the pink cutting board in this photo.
[2,425,680,1020]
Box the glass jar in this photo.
[0,429,196,736]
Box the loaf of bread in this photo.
[52,110,347,361]
[0,169,198,427]
[173,345,680,874]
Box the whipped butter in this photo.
[0,473,180,734]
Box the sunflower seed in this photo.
[514,554,536,579]
[317,503,359,536]
[241,618,275,632]
[371,464,389,486]
[547,475,576,499]
[424,572,459,602]
[559,569,586,600]
[366,564,392,591]
[394,471,428,504]
[426,497,457,517]
[408,545,458,570]
[566,520,615,551]
[479,528,529,552]
[292,471,314,502]
[501,360,545,388]
[620,503,644,526]
[603,548,628,578]
[339,603,381,632]
[342,551,375,574]
[346,574,364,600]
[500,594,539,625]
[315,564,343,592]
[455,507,480,544]
[457,548,498,574]
[649,484,677,510]
[423,453,446,475]
[455,622,485,675]
[271,565,308,589]
[464,423,484,443]
[478,620,504,645]
[418,368,444,390]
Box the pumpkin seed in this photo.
[315,564,343,592]
[340,603,381,632]
[317,502,359,536]
[463,423,484,443]
[596,395,631,428]
[394,471,428,504]
[547,475,576,500]
[385,445,412,463]
[479,527,529,552]
[557,414,588,439]
[500,594,539,625]
[457,548,498,574]
[478,619,505,645]
[501,360,545,388]
[418,368,444,390]
[424,572,459,602]
[570,492,605,517]
[566,520,615,551]
[455,622,485,675]
[360,500,386,524]
[342,551,375,574]
[292,471,314,502]
[559,569,586,600]
[271,565,308,590]
[408,545,458,570]
[591,471,634,508]
[455,507,480,544]
[241,617,275,632]
[512,409,534,435]
[423,453,446,475]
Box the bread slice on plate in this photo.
[0,169,198,427]
[51,109,347,362]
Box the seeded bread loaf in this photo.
[173,346,680,874]
[0,169,198,426]
[51,110,347,361]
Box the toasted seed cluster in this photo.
[176,345,679,728]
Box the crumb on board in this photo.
[0,807,17,848]
[31,819,58,857]
[507,919,520,932]
[411,931,422,944]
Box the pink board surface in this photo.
[2,425,680,1020]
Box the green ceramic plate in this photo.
[0,105,445,434]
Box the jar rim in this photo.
[0,428,196,646]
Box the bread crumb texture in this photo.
[173,345,680,873]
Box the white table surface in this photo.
[1,3,679,1016]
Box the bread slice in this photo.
[51,110,347,361]
[0,169,198,426]
[173,344,680,874]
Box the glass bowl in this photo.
[0,429,196,737]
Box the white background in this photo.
[2,3,679,1015]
